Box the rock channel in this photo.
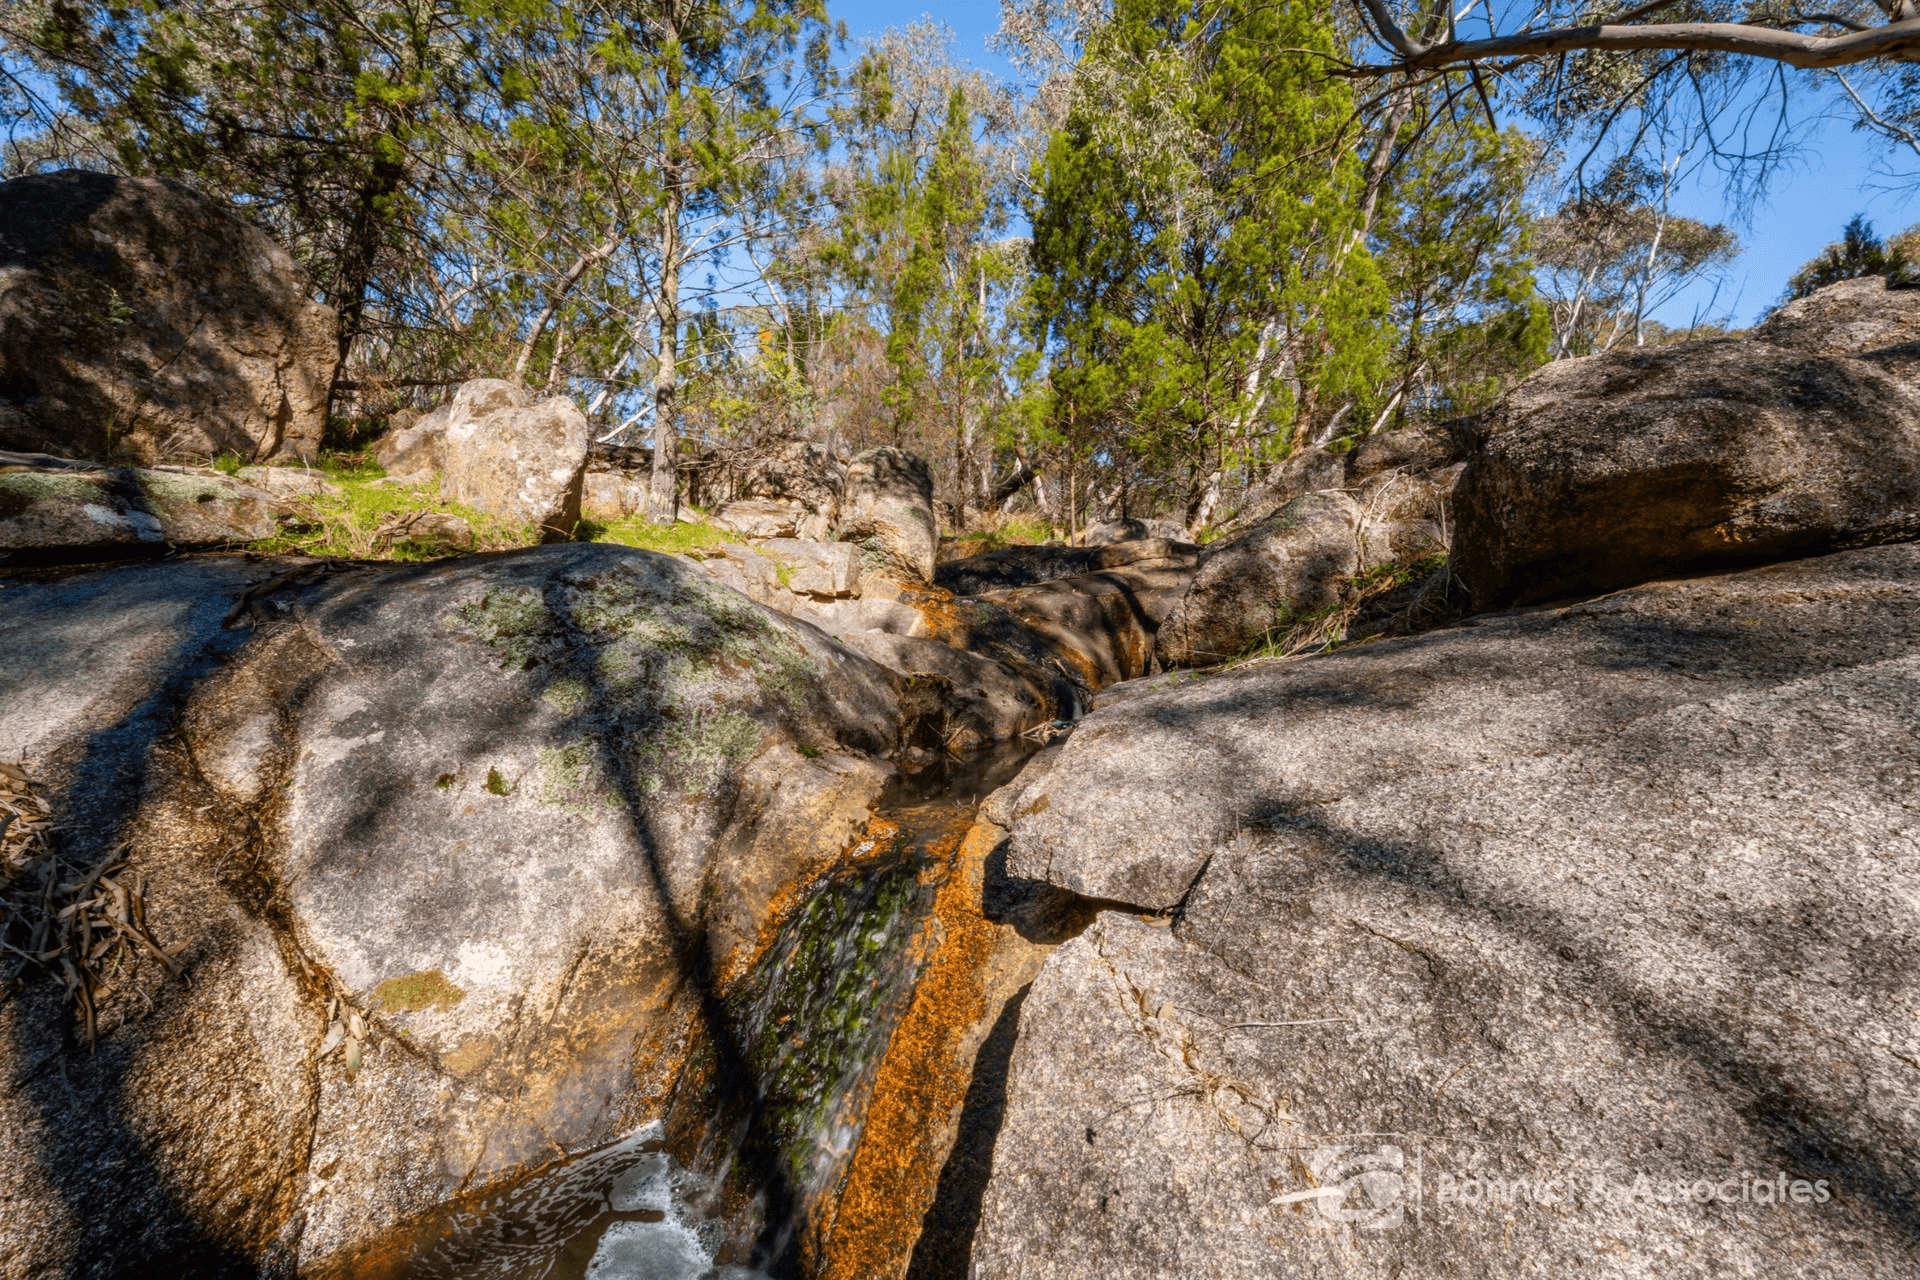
[5,270,1920,1280]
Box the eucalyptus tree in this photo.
[1367,108,1549,427]
[823,23,1037,518]
[458,0,834,519]
[1532,157,1738,355]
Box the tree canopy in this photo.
[0,0,1900,536]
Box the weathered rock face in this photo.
[433,382,590,539]
[981,553,1201,692]
[581,467,646,518]
[1153,491,1362,669]
[1751,274,1920,358]
[1225,426,1463,539]
[700,439,844,541]
[1450,338,1920,610]
[0,170,337,465]
[976,541,1920,1277]
[761,536,862,598]
[937,538,1199,597]
[0,543,927,1276]
[839,447,938,584]
[1080,516,1187,546]
[0,450,286,563]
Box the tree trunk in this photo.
[513,235,621,385]
[991,458,1038,507]
[647,190,683,524]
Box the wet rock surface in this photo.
[0,170,337,465]
[975,541,1920,1277]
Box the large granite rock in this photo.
[839,447,938,584]
[0,170,337,465]
[974,542,1920,1277]
[373,380,522,485]
[762,537,862,598]
[0,543,927,1275]
[0,451,284,563]
[1751,275,1920,357]
[1226,426,1463,538]
[1449,338,1920,609]
[1153,491,1361,669]
[981,553,1200,692]
[433,381,590,539]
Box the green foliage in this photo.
[581,515,739,557]
[90,288,134,328]
[247,468,536,562]
[5,0,457,363]
[1370,114,1550,427]
[818,23,1041,520]
[1031,0,1391,525]
[1781,214,1918,303]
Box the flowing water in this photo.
[363,738,1042,1280]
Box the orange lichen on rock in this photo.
[814,817,1024,1280]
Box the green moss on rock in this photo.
[372,969,466,1013]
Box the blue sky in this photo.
[829,0,1920,328]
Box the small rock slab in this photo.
[0,451,283,562]
[761,537,861,597]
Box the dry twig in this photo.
[0,764,183,1048]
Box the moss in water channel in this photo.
[730,825,945,1198]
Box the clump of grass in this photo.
[1227,551,1451,667]
[583,513,740,556]
[372,969,465,1013]
[940,512,1060,560]
[211,451,246,476]
[248,451,537,562]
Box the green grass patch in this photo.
[247,450,537,562]
[582,513,740,556]
[940,514,1060,560]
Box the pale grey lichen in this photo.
[450,589,554,670]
